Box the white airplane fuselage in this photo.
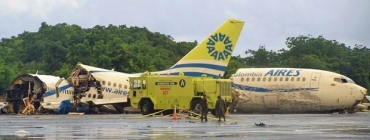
[231,68,367,113]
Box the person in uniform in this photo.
[200,95,208,121]
[215,95,226,122]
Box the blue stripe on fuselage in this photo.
[43,84,71,97]
[161,72,220,79]
[171,63,226,72]
[232,83,318,92]
[90,70,220,79]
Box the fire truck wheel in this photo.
[141,100,153,115]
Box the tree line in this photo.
[0,22,369,95]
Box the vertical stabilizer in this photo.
[168,19,245,78]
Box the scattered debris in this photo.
[255,122,265,126]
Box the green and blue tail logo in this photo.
[166,19,245,78]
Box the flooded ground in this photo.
[0,112,369,139]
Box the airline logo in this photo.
[206,33,233,61]
[264,69,301,77]
[232,69,302,77]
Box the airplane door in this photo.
[310,72,321,89]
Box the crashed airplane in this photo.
[4,19,245,114]
[230,68,367,114]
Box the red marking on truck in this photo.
[160,87,171,90]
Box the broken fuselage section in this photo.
[63,63,131,113]
[4,74,69,114]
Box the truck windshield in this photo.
[130,80,142,89]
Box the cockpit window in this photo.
[334,78,350,83]
[334,78,341,83]
[344,77,355,84]
[347,79,355,84]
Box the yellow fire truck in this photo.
[129,72,232,116]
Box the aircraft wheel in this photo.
[141,100,153,115]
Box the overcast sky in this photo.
[1,0,369,56]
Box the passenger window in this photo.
[257,78,261,81]
[297,77,300,81]
[285,77,289,81]
[302,77,306,82]
[88,94,91,98]
[246,78,249,82]
[124,85,128,89]
[108,82,111,86]
[252,78,255,82]
[93,94,96,98]
[279,77,283,81]
[263,77,266,81]
[274,77,277,81]
[119,84,122,88]
[102,81,106,85]
[241,78,244,82]
[268,77,272,81]
[113,83,116,87]
[291,77,294,81]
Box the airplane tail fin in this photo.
[168,19,245,78]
